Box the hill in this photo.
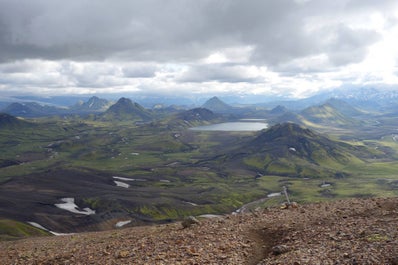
[0,197,396,264]
[102,97,153,121]
[0,113,33,129]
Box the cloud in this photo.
[0,0,397,97]
[122,64,158,78]
[0,0,386,65]
[178,64,265,83]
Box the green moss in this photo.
[0,219,50,240]
[366,234,389,242]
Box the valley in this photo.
[1,94,398,240]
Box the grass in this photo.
[1,115,398,239]
[0,219,50,240]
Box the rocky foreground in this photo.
[1,197,397,265]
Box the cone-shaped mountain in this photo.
[103,97,152,121]
[202,96,233,113]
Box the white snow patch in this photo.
[289,147,297,152]
[55,198,96,215]
[27,221,48,231]
[115,220,132,228]
[267,192,282,198]
[184,201,198,206]
[160,179,171,183]
[131,152,139,155]
[321,183,331,188]
[114,181,130,188]
[113,176,146,181]
[198,214,224,218]
[27,222,74,236]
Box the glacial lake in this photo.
[190,121,268,131]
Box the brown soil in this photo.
[0,197,397,265]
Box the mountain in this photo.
[269,105,289,115]
[166,107,221,128]
[269,112,303,124]
[72,96,111,112]
[219,123,368,178]
[308,87,398,112]
[202,96,234,113]
[300,102,361,127]
[175,108,218,122]
[323,98,363,116]
[3,102,66,117]
[12,95,91,107]
[102,97,153,121]
[0,113,33,129]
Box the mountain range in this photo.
[1,87,398,241]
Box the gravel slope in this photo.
[0,197,397,264]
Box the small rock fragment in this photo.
[181,216,200,228]
[272,244,290,255]
[115,250,130,258]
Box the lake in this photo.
[190,121,268,131]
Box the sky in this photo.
[0,0,398,99]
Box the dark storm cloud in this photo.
[0,0,392,67]
[0,0,397,96]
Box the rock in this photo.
[181,216,200,228]
[272,244,290,255]
[115,250,130,258]
[390,256,398,265]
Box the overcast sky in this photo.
[0,0,398,98]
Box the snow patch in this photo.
[113,176,146,181]
[55,198,96,215]
[198,214,224,219]
[114,181,130,188]
[267,192,282,198]
[115,220,132,228]
[27,222,74,236]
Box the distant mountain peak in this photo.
[300,101,361,126]
[270,105,288,115]
[103,97,152,121]
[73,96,110,112]
[202,96,233,113]
[176,107,218,121]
